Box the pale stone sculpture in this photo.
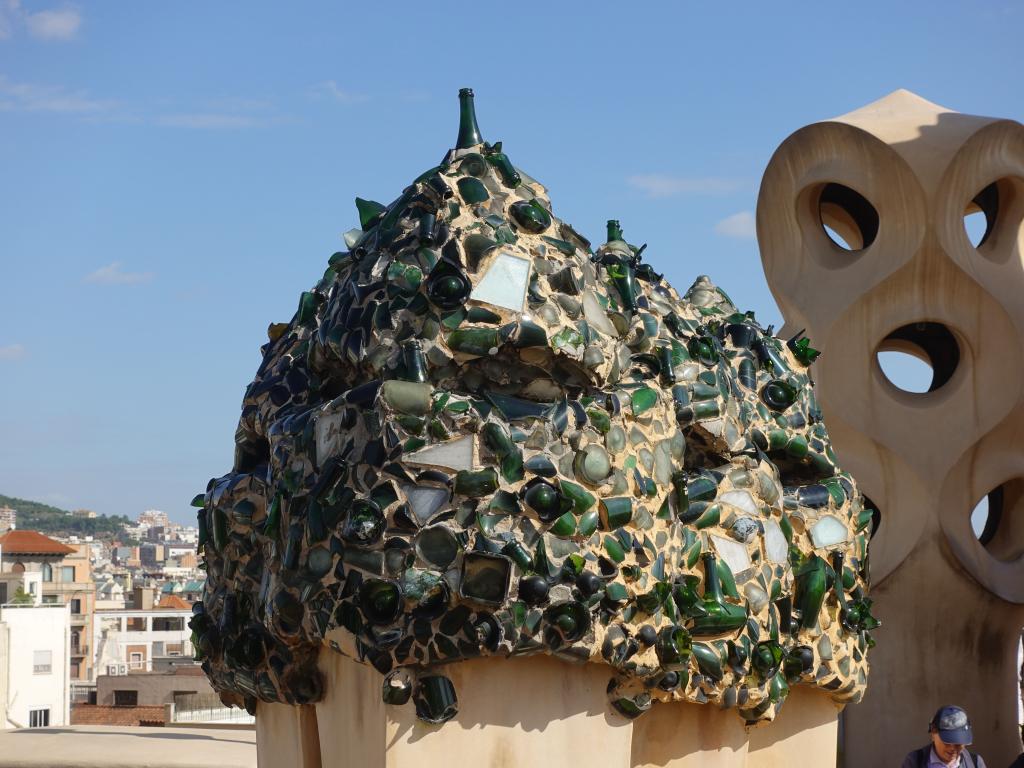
[757,89,1024,766]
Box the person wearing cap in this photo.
[900,705,986,768]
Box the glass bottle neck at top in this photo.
[456,88,483,149]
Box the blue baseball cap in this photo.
[931,705,973,745]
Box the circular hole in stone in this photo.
[875,322,959,394]
[818,183,879,251]
[862,495,881,540]
[971,491,997,543]
[971,480,1024,562]
[964,181,999,248]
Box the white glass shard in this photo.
[763,519,789,563]
[811,515,850,548]
[711,534,752,575]
[343,228,364,249]
[719,490,759,517]
[402,485,450,525]
[743,582,769,613]
[405,435,476,471]
[314,410,347,467]
[582,290,618,337]
[470,252,531,311]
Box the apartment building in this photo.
[0,531,97,701]
[94,588,193,674]
[0,603,70,728]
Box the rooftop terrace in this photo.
[0,725,255,767]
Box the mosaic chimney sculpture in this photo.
[757,90,1024,766]
[194,89,876,766]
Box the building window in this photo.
[113,690,138,707]
[127,617,146,631]
[41,595,59,604]
[129,652,144,670]
[32,650,52,675]
[166,643,183,656]
[61,566,75,583]
[41,564,52,582]
[70,661,80,678]
[152,617,184,632]
[29,709,49,728]
[69,598,81,615]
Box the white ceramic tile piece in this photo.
[811,515,849,548]
[763,519,789,563]
[470,252,531,311]
[711,534,752,574]
[405,435,476,471]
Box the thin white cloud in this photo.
[155,113,259,129]
[0,0,17,39]
[627,174,750,198]
[0,75,280,126]
[25,6,80,40]
[308,80,368,104]
[84,262,154,285]
[0,74,113,114]
[0,2,80,41]
[0,343,25,361]
[714,211,757,240]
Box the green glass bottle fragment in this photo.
[460,552,511,605]
[691,642,724,680]
[400,340,428,383]
[359,579,403,625]
[523,479,569,522]
[381,380,432,416]
[355,197,386,229]
[752,640,784,679]
[761,379,798,411]
[484,141,521,187]
[682,553,748,636]
[598,220,640,312]
[787,330,821,365]
[454,468,499,497]
[482,422,524,483]
[509,199,551,234]
[455,87,483,149]
[414,675,459,724]
[457,177,489,204]
[795,554,828,630]
[656,625,692,670]
[447,328,502,357]
[631,386,658,416]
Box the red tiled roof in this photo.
[0,530,76,556]
[156,595,192,610]
[71,704,166,726]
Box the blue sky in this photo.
[0,2,1020,524]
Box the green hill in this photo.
[0,494,132,537]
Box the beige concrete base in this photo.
[256,701,321,768]
[256,652,840,768]
[0,725,256,767]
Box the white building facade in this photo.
[94,606,193,674]
[0,604,70,728]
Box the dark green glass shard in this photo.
[355,197,386,229]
